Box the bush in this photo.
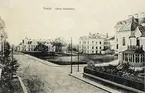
[0,42,19,91]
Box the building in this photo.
[79,33,113,54]
[17,37,55,52]
[114,13,145,66]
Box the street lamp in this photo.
[70,37,72,74]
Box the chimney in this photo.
[140,12,145,18]
[134,14,138,19]
[134,14,139,23]
[128,15,133,19]
[139,12,145,24]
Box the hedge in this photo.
[84,67,144,92]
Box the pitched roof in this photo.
[116,17,138,32]
[138,25,145,37]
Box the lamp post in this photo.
[77,45,79,72]
[70,37,72,74]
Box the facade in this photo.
[114,13,145,67]
[79,33,112,54]
[17,38,55,52]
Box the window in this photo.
[116,38,118,41]
[122,37,125,46]
[88,41,89,44]
[87,46,89,49]
[141,54,144,63]
[116,44,118,49]
[92,41,94,43]
[96,51,98,54]
[136,54,139,63]
[22,40,24,43]
[92,51,94,53]
[96,42,97,44]
[96,47,98,49]
[100,42,101,44]
[133,54,134,62]
[79,41,81,44]
[129,54,132,62]
[125,54,128,61]
[100,47,101,49]
[136,37,140,46]
[92,46,94,49]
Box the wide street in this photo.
[14,54,109,93]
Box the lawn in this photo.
[40,54,117,65]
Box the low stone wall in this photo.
[84,67,144,92]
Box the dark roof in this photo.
[138,25,145,37]
[139,17,145,24]
[116,17,138,32]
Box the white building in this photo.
[17,38,55,52]
[114,13,145,64]
[79,33,112,54]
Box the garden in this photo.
[84,62,145,92]
[0,42,21,93]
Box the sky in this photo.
[0,0,145,45]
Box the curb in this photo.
[69,73,119,93]
[17,76,28,93]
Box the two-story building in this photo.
[115,13,145,67]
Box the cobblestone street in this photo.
[15,54,109,93]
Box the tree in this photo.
[34,43,48,52]
[51,38,65,52]
[67,44,78,52]
[1,41,19,90]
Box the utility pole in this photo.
[12,45,14,61]
[2,36,4,57]
[77,45,79,72]
[70,37,72,74]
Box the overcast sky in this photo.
[0,0,145,45]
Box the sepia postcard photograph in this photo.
[0,0,145,93]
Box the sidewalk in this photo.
[69,72,121,93]
[24,54,59,67]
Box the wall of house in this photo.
[115,31,131,53]
[79,38,106,54]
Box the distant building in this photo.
[79,33,113,54]
[17,38,55,52]
[115,13,145,67]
